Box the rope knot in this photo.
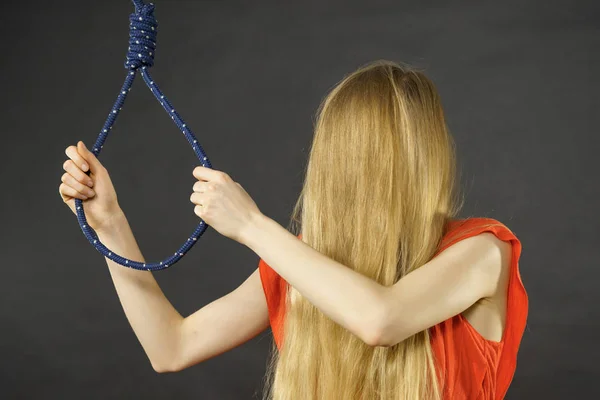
[124,3,158,70]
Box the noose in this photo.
[75,0,212,271]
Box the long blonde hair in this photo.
[262,60,464,400]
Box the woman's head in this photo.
[263,60,463,400]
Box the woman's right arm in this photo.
[96,211,271,373]
[95,211,182,372]
[60,141,270,373]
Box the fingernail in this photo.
[87,180,94,187]
[82,163,88,171]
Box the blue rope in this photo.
[75,0,212,271]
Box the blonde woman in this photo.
[59,60,528,399]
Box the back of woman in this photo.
[258,60,528,400]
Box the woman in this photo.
[59,60,528,399]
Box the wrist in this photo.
[95,209,128,237]
[241,211,270,249]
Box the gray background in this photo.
[1,0,598,398]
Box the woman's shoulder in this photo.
[450,217,528,398]
[442,216,520,248]
[437,217,528,395]
[446,216,514,231]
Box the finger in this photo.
[193,165,228,182]
[65,144,91,174]
[77,141,104,175]
[193,180,209,193]
[63,159,94,188]
[59,182,88,201]
[191,192,209,208]
[61,172,96,198]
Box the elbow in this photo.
[151,357,182,373]
[370,318,412,348]
[360,293,392,347]
[362,327,384,347]
[363,319,393,348]
[152,364,168,373]
[152,362,173,374]
[152,331,185,373]
[362,290,411,348]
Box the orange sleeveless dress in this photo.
[258,217,528,399]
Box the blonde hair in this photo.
[262,60,464,400]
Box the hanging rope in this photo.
[75,0,212,271]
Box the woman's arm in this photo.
[377,232,510,346]
[242,214,508,347]
[97,212,183,371]
[97,211,270,372]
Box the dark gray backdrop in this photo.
[1,0,597,398]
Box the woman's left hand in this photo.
[190,166,262,245]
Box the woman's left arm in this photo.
[243,214,388,346]
[242,214,509,347]
[190,166,508,348]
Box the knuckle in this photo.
[75,172,87,183]
[59,182,69,194]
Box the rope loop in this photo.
[76,0,213,270]
[125,2,158,70]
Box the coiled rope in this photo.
[75,0,212,271]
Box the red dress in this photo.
[258,217,528,399]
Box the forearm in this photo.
[96,211,184,372]
[243,214,386,345]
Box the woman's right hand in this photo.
[59,141,123,233]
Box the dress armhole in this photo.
[257,233,301,350]
[467,218,529,399]
[258,258,269,300]
[258,258,277,315]
[258,257,288,349]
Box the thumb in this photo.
[77,141,103,173]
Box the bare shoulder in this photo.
[441,231,512,298]
[477,232,512,298]
[457,232,513,341]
